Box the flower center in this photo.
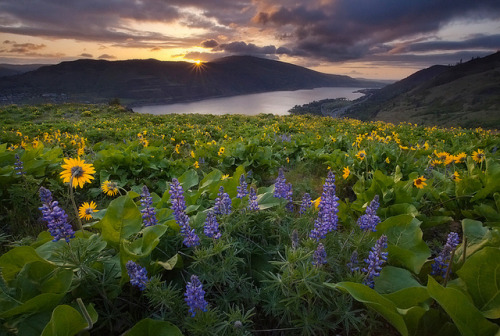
[71,166,83,178]
[85,208,93,215]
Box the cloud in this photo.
[201,39,218,48]
[98,54,116,59]
[0,41,46,53]
[79,53,93,58]
[215,41,277,55]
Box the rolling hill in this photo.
[346,51,500,128]
[0,56,378,106]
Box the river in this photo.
[133,87,366,116]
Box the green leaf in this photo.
[95,195,142,247]
[376,266,423,294]
[199,169,223,190]
[178,169,199,191]
[377,215,431,274]
[427,276,499,336]
[124,318,183,336]
[330,282,408,336]
[41,305,88,336]
[0,246,47,282]
[157,254,182,271]
[457,247,500,318]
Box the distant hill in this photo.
[346,51,500,128]
[0,56,379,106]
[0,64,46,78]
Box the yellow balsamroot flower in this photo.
[452,171,461,182]
[190,150,195,158]
[454,152,467,163]
[385,157,390,164]
[60,157,95,188]
[79,201,98,220]
[193,161,199,168]
[313,197,321,209]
[218,147,225,156]
[101,180,119,196]
[356,150,366,161]
[472,149,485,163]
[342,167,350,179]
[221,174,229,180]
[413,176,427,189]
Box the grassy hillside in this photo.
[347,52,500,128]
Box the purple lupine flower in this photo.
[213,186,232,215]
[39,187,74,243]
[126,260,149,291]
[184,275,208,317]
[273,168,287,198]
[312,243,327,266]
[14,154,25,175]
[431,232,460,278]
[140,185,158,227]
[347,251,359,272]
[299,193,312,215]
[38,187,75,243]
[169,179,200,247]
[236,174,248,199]
[204,211,221,239]
[362,235,388,288]
[309,171,339,241]
[247,187,259,211]
[357,195,380,232]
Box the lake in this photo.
[133,87,366,116]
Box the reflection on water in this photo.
[134,87,365,115]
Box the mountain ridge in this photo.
[0,56,380,106]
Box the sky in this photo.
[0,0,499,80]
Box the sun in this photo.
[195,60,202,65]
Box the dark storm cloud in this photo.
[390,34,500,54]
[254,0,500,62]
[201,39,219,48]
[215,41,276,55]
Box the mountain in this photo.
[0,64,46,78]
[0,56,379,106]
[346,51,500,128]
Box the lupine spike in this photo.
[203,211,221,239]
[39,187,74,243]
[184,275,208,317]
[309,171,339,241]
[299,193,312,215]
[431,232,460,278]
[169,179,200,247]
[362,235,388,288]
[236,174,248,199]
[140,185,158,227]
[214,186,232,215]
[126,260,149,291]
[357,195,380,232]
[312,243,327,266]
[347,251,359,272]
[247,187,259,211]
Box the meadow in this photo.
[1,103,500,335]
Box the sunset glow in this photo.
[0,1,499,80]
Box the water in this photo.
[133,87,366,115]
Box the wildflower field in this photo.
[1,103,500,335]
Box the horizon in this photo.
[1,1,499,80]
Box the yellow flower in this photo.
[193,161,199,168]
[413,176,427,189]
[472,149,485,163]
[218,147,225,156]
[77,147,85,156]
[451,171,461,182]
[313,197,321,209]
[78,201,97,220]
[356,150,366,161]
[286,157,290,164]
[385,157,390,164]
[454,152,467,163]
[190,150,195,158]
[342,166,350,179]
[60,157,95,188]
[221,174,229,180]
[101,180,119,196]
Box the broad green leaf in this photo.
[178,169,199,190]
[377,215,431,274]
[124,318,183,336]
[376,266,423,294]
[41,305,88,336]
[0,293,66,319]
[121,225,167,262]
[427,276,499,336]
[331,282,408,336]
[457,247,500,318]
[95,195,142,246]
[0,246,47,282]
[199,169,223,190]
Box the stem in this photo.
[76,298,94,331]
[69,175,84,232]
[443,248,456,288]
[462,236,467,265]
